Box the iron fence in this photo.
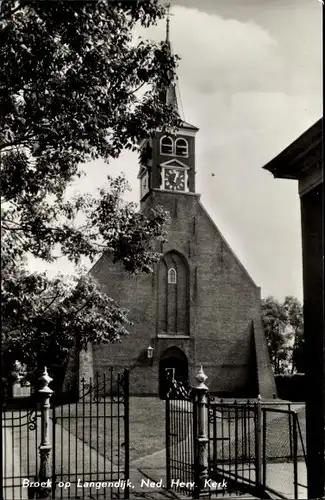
[165,376,262,498]
[165,379,195,497]
[165,373,307,500]
[262,406,307,499]
[1,368,129,500]
[207,399,260,497]
[2,400,40,500]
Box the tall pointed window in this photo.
[161,136,173,155]
[175,138,188,157]
[157,251,189,336]
[168,268,177,284]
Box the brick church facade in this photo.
[76,29,276,399]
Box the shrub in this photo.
[275,373,305,402]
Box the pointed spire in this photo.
[166,3,171,44]
[161,3,179,114]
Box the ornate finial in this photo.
[195,365,208,390]
[38,367,53,394]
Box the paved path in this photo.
[2,409,183,500]
[131,444,308,499]
[2,425,29,500]
[3,402,307,500]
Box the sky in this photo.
[29,0,322,302]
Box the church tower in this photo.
[137,13,199,210]
[78,11,277,400]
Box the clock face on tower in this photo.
[164,169,186,191]
[140,171,149,198]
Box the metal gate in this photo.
[207,399,261,498]
[165,385,261,498]
[1,368,129,500]
[165,373,306,500]
[166,394,196,497]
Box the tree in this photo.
[261,296,288,374]
[283,296,304,373]
[261,295,304,374]
[1,0,179,380]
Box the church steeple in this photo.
[138,5,199,206]
[166,3,171,44]
[159,4,180,115]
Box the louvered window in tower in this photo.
[175,138,188,157]
[161,136,173,155]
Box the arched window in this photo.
[157,252,189,336]
[175,138,188,157]
[161,136,173,155]
[168,268,177,284]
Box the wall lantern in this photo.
[147,345,154,360]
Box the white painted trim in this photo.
[160,135,173,156]
[175,137,189,158]
[137,166,147,179]
[151,188,200,199]
[161,166,189,193]
[140,170,149,198]
[168,267,177,284]
[160,158,189,169]
[157,334,190,339]
[156,127,198,137]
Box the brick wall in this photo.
[87,191,275,398]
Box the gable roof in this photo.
[179,119,199,131]
[198,202,258,289]
[263,118,322,180]
[160,158,189,169]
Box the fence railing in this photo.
[262,406,307,499]
[166,367,307,499]
[2,367,130,500]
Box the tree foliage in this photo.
[283,296,304,373]
[261,296,304,374]
[1,0,178,378]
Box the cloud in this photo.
[135,7,284,93]
[27,3,321,301]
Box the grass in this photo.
[263,404,306,461]
[56,397,306,465]
[4,398,306,475]
[57,396,166,464]
[128,397,166,461]
[3,398,306,499]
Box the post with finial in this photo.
[255,394,262,490]
[193,366,209,498]
[38,367,53,497]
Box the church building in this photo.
[79,23,276,399]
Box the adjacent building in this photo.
[263,117,324,498]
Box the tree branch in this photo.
[127,81,146,96]
[0,2,25,21]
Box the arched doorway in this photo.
[159,347,188,399]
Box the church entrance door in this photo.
[159,347,188,399]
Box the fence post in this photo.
[255,394,262,490]
[194,366,209,499]
[165,397,171,490]
[38,367,53,497]
[293,413,298,500]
